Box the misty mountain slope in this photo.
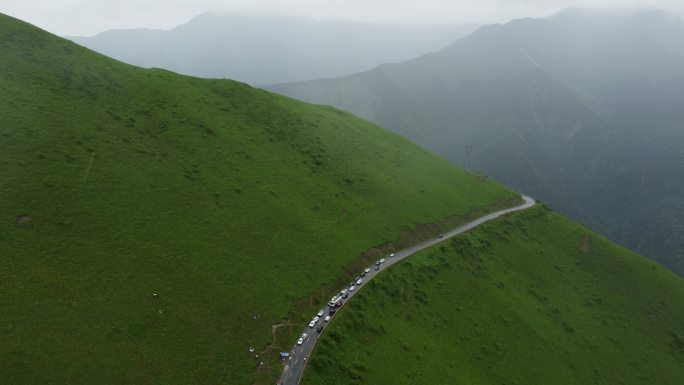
[0,13,517,385]
[268,8,684,276]
[68,12,478,85]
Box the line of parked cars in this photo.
[296,255,391,348]
[297,332,307,346]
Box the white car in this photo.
[324,315,331,322]
[364,268,370,273]
[349,285,355,291]
[297,337,304,346]
[301,333,308,339]
[313,316,320,323]
[317,310,324,317]
[382,257,388,262]
[309,320,316,328]
[356,278,363,285]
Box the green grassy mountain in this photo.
[304,205,684,385]
[267,8,684,277]
[0,13,518,385]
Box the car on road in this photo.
[301,333,307,339]
[374,265,379,271]
[324,315,331,322]
[313,316,320,323]
[340,289,349,298]
[329,308,337,315]
[438,233,444,238]
[381,257,387,263]
[360,270,366,277]
[316,325,323,333]
[356,278,363,285]
[309,320,316,328]
[317,310,324,317]
[364,267,370,274]
[297,337,304,346]
[388,254,393,258]
[349,285,355,291]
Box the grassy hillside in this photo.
[303,205,684,385]
[0,14,518,385]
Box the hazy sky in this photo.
[2,0,683,36]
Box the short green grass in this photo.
[304,206,684,385]
[0,14,518,385]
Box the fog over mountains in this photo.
[68,12,478,85]
[269,8,684,276]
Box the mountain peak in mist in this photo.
[68,14,479,85]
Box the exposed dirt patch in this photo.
[581,234,591,253]
[16,215,32,225]
[264,322,296,354]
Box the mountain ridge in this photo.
[68,12,479,85]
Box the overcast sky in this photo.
[2,0,683,36]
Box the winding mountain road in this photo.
[279,195,536,385]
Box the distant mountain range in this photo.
[268,8,684,276]
[67,13,478,85]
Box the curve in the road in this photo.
[279,195,536,385]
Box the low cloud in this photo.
[1,0,683,36]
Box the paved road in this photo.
[278,195,536,385]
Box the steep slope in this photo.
[0,14,518,385]
[304,205,684,385]
[68,13,479,85]
[268,8,684,277]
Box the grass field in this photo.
[0,14,518,385]
[303,205,684,385]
